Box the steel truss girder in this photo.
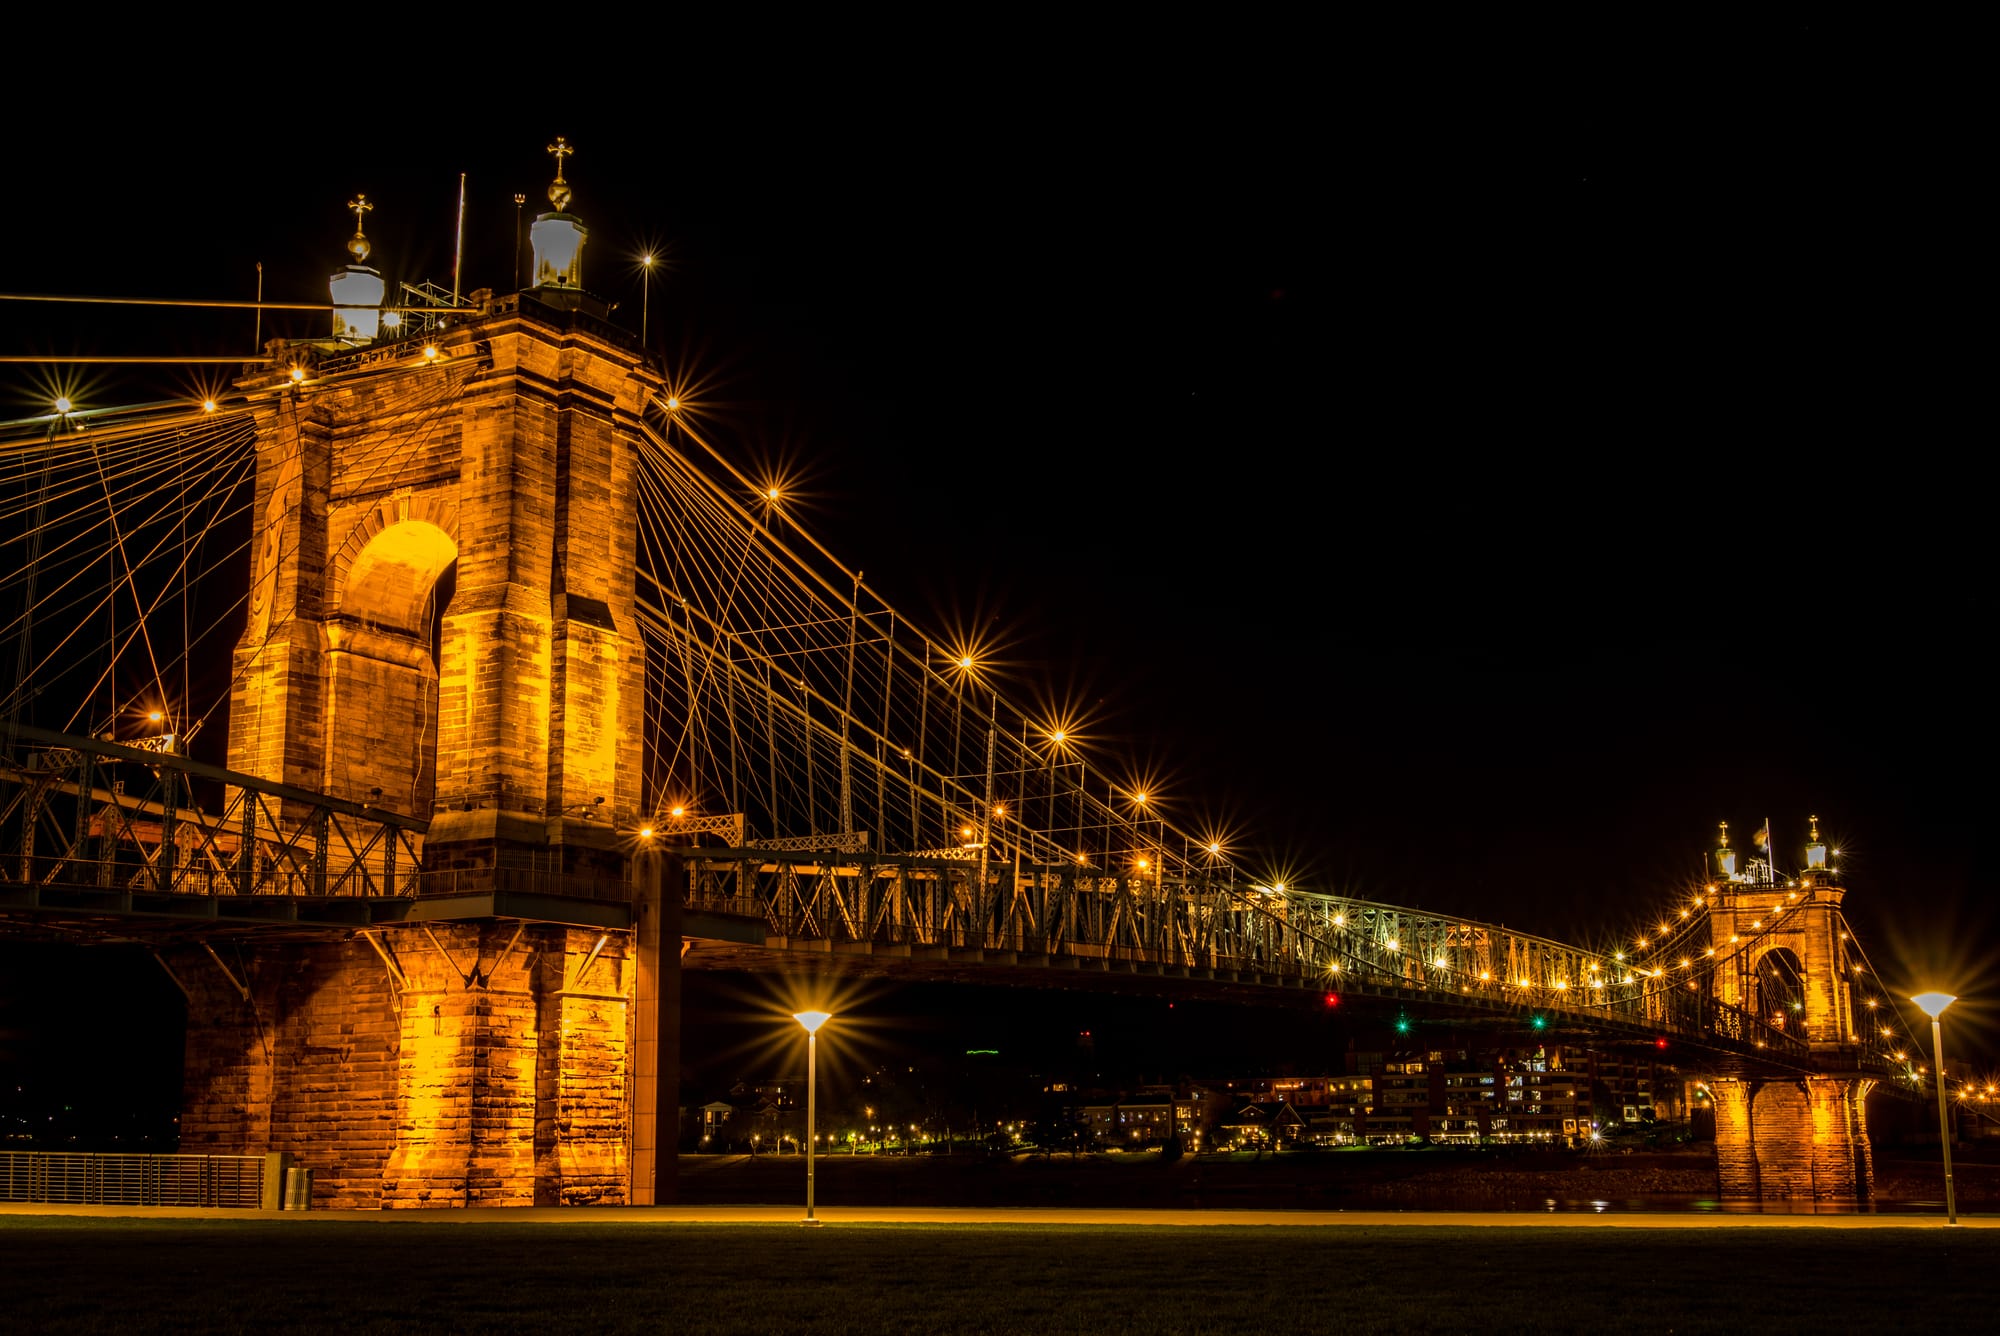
[1,726,427,901]
[671,848,1804,1061]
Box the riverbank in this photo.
[675,1144,1999,1210]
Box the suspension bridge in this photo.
[0,146,1935,1207]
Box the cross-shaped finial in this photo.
[1718,821,1729,847]
[345,194,374,262]
[1808,814,1819,840]
[546,138,576,211]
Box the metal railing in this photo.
[415,865,632,903]
[1,726,427,901]
[0,1152,265,1207]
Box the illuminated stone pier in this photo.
[175,924,635,1208]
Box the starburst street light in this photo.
[640,252,653,348]
[793,1010,833,1227]
[1911,991,1959,1226]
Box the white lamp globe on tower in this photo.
[329,194,384,345]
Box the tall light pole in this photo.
[954,655,996,898]
[1911,991,1958,1225]
[793,1010,832,1226]
[640,253,653,350]
[980,686,996,896]
[512,195,527,290]
[1044,729,1066,841]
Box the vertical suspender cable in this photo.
[763,660,779,840]
[2,421,57,750]
[876,610,894,848]
[913,642,929,851]
[839,570,859,838]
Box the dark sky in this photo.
[3,22,1992,1086]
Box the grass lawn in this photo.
[3,1218,1995,1334]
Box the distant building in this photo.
[1075,1091,1202,1147]
[1365,1047,1588,1144]
[1216,1101,1305,1147]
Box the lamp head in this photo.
[793,1010,832,1034]
[1911,992,1957,1020]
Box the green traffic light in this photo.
[1531,1015,1547,1031]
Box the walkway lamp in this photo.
[793,1010,832,1226]
[1910,991,1958,1225]
[640,253,653,348]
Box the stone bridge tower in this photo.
[1702,820,1875,1199]
[178,150,681,1208]
[227,204,651,871]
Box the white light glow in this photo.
[531,213,588,287]
[329,265,385,343]
[1911,992,1956,1020]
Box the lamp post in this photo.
[793,1010,832,1226]
[512,194,527,290]
[1911,992,1958,1224]
[640,253,653,349]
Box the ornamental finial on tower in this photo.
[331,193,385,345]
[547,137,574,211]
[1715,821,1739,881]
[530,137,588,290]
[346,194,374,263]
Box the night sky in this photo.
[3,21,1992,1121]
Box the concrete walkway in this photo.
[2,1202,1988,1228]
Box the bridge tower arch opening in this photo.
[1703,821,1875,1200]
[323,508,460,820]
[1752,945,1807,1031]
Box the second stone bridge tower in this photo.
[1702,820,1876,1199]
